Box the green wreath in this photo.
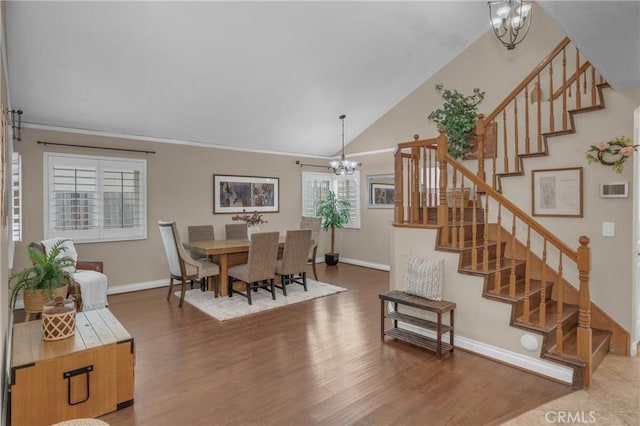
[586,135,639,173]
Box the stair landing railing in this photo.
[474,37,608,191]
[393,132,594,387]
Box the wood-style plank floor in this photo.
[100,263,572,426]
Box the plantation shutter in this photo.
[45,153,147,242]
[336,172,360,228]
[302,172,331,217]
[11,153,22,242]
[301,171,360,229]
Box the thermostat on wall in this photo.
[600,182,628,198]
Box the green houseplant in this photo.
[427,84,486,159]
[316,190,351,266]
[9,239,76,311]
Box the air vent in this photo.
[600,182,628,198]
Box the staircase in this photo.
[436,204,611,388]
[391,37,630,389]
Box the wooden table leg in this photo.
[218,254,229,296]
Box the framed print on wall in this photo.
[531,167,583,217]
[213,174,279,214]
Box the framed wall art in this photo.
[531,167,583,217]
[367,173,395,208]
[213,174,279,214]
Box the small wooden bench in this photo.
[379,290,456,358]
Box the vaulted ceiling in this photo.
[5,1,639,158]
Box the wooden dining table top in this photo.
[183,236,286,255]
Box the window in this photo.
[11,152,22,242]
[44,153,147,242]
[302,171,360,229]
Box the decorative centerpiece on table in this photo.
[232,210,268,235]
[585,135,639,173]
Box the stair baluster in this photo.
[539,240,548,327]
[556,253,564,354]
[494,204,503,294]
[509,215,517,298]
[523,227,532,323]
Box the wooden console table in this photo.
[380,290,456,358]
[10,308,135,426]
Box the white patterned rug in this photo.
[176,279,346,321]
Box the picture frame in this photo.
[370,183,395,208]
[532,167,583,217]
[213,174,279,214]
[367,173,395,209]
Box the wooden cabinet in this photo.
[10,309,135,426]
[380,290,455,358]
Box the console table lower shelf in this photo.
[380,290,456,358]
[10,308,135,426]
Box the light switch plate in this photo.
[602,222,615,237]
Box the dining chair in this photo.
[275,229,312,296]
[188,225,215,242]
[227,232,279,305]
[225,223,248,239]
[158,221,220,307]
[300,216,322,280]
[187,225,215,290]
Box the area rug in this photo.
[176,279,346,321]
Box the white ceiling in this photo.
[5,1,639,158]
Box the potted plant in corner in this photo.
[316,190,351,266]
[9,239,76,313]
[427,83,486,159]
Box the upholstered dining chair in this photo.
[187,224,215,290]
[188,225,215,243]
[227,232,279,305]
[158,221,220,307]
[275,229,312,296]
[30,239,108,311]
[300,216,322,280]
[225,223,248,239]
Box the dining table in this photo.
[183,236,285,297]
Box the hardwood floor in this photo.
[99,263,572,426]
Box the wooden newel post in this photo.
[476,113,486,182]
[410,137,422,223]
[437,128,449,246]
[576,235,593,388]
[394,145,404,224]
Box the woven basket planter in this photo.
[42,296,76,341]
[23,287,68,314]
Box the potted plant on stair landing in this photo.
[427,83,486,159]
[9,239,77,313]
[316,190,351,266]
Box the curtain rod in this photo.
[37,141,156,154]
[296,161,330,170]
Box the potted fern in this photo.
[9,239,76,312]
[427,84,486,159]
[316,190,351,266]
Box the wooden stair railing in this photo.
[393,135,596,387]
[474,37,608,191]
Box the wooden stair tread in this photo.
[514,302,579,333]
[486,278,552,303]
[460,258,525,274]
[543,328,612,369]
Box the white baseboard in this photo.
[398,322,573,384]
[107,279,169,295]
[333,257,390,272]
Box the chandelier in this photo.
[329,114,359,176]
[488,0,532,50]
